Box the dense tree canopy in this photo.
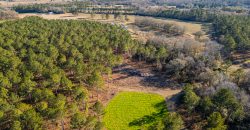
[0,16,136,129]
[206,112,227,130]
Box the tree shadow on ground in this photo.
[113,63,141,76]
[165,92,183,112]
[128,101,167,127]
[113,63,181,89]
[139,75,181,88]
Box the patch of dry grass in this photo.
[18,13,201,34]
[135,16,202,35]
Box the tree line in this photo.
[164,0,250,8]
[134,17,185,37]
[13,2,136,14]
[136,8,250,53]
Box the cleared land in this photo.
[103,92,166,130]
[135,16,203,35]
[90,60,181,106]
[108,61,181,96]
[18,13,204,40]
[0,0,70,7]
[18,13,202,34]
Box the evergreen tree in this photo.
[206,112,227,130]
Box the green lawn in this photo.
[103,92,166,130]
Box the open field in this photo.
[0,0,70,7]
[135,16,203,35]
[18,13,204,39]
[0,20,6,23]
[18,13,135,22]
[24,13,202,34]
[103,92,166,130]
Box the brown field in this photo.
[135,16,203,35]
[0,20,6,23]
[0,0,70,7]
[18,13,135,23]
[18,13,203,34]
[18,13,204,43]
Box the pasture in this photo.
[135,16,203,35]
[103,92,166,130]
[18,13,202,35]
[0,0,69,7]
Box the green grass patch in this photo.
[0,20,5,23]
[103,92,166,130]
[245,59,250,63]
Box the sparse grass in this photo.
[245,59,250,63]
[18,13,201,34]
[0,20,6,23]
[103,91,166,130]
[133,16,202,34]
[150,17,202,35]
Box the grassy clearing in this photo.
[18,13,202,34]
[103,91,166,130]
[0,20,6,23]
[134,16,203,35]
[0,0,66,7]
